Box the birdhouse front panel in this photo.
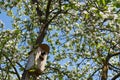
[37,52,48,72]
[25,44,49,74]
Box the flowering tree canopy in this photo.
[0,0,120,80]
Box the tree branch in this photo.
[31,0,43,22]
[45,0,52,20]
[109,63,120,72]
[36,24,48,44]
[110,52,120,58]
[48,10,68,25]
[3,53,20,80]
[87,67,101,80]
[0,67,16,74]
[111,72,120,80]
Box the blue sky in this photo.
[0,10,13,30]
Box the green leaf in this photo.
[102,0,106,5]
[114,1,120,8]
[7,10,13,16]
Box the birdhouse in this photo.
[25,44,50,75]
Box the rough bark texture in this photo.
[101,61,109,80]
[100,52,120,80]
[21,70,30,80]
[101,54,110,80]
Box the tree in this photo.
[0,0,120,80]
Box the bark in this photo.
[101,61,109,80]
[100,51,119,80]
[101,54,110,80]
[36,24,48,44]
[21,70,30,80]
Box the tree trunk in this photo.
[101,61,109,80]
[21,70,30,80]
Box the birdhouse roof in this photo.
[39,44,50,53]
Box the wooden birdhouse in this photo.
[25,44,50,75]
